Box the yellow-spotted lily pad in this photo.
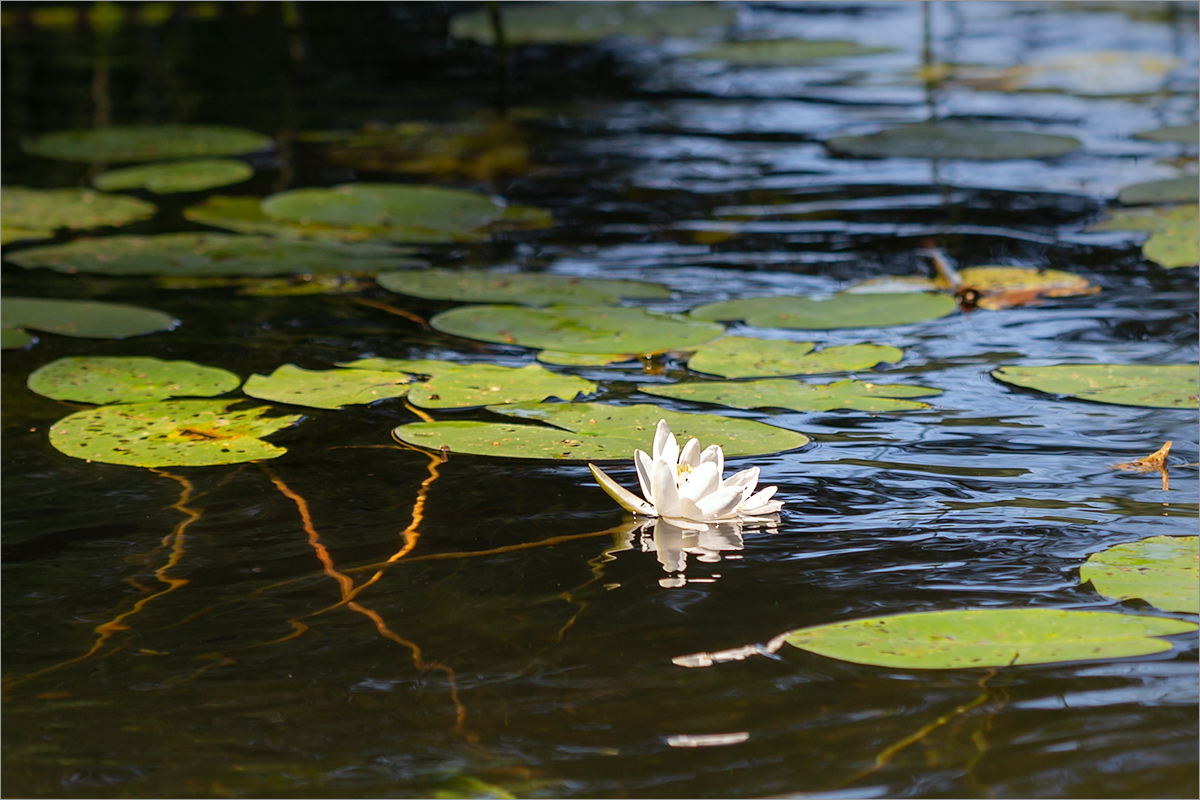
[433,304,724,355]
[992,364,1198,409]
[242,365,416,410]
[7,232,420,277]
[1089,204,1198,268]
[781,609,1196,669]
[683,337,902,379]
[22,124,272,162]
[93,158,253,194]
[1082,536,1199,614]
[48,400,302,468]
[826,122,1080,160]
[377,268,669,306]
[1,187,155,232]
[642,378,940,413]
[1,297,177,342]
[28,356,240,404]
[393,401,809,460]
[690,292,956,330]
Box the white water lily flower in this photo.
[588,419,784,523]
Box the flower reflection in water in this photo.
[634,516,778,588]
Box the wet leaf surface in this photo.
[377,268,669,305]
[683,337,903,378]
[690,292,957,330]
[22,124,272,162]
[643,378,941,413]
[1,187,155,231]
[991,364,1199,409]
[343,359,598,408]
[826,122,1081,160]
[242,364,416,410]
[48,400,301,467]
[7,232,420,277]
[93,158,253,193]
[1081,535,1199,614]
[28,356,241,404]
[784,609,1197,669]
[393,401,809,460]
[1,297,177,340]
[432,304,724,355]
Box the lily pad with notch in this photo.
[93,158,253,194]
[48,400,302,468]
[22,124,272,163]
[342,359,598,409]
[1081,535,1199,614]
[28,356,241,404]
[684,337,903,379]
[432,304,724,355]
[781,608,1197,669]
[1089,204,1198,269]
[7,232,420,278]
[642,378,940,413]
[992,363,1198,409]
[393,401,809,460]
[377,268,670,306]
[690,292,956,330]
[2,297,177,342]
[825,122,1080,160]
[1,187,155,232]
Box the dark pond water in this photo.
[3,2,1198,797]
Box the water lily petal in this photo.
[634,449,655,502]
[694,485,744,520]
[741,484,782,515]
[676,495,706,522]
[652,457,682,517]
[698,444,724,478]
[679,460,720,505]
[589,463,656,516]
[679,437,701,470]
[725,466,760,491]
[652,418,678,465]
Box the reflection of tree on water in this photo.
[624,516,780,588]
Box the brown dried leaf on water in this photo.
[1112,441,1172,491]
[848,262,1098,311]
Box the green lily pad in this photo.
[376,268,669,306]
[642,378,940,413]
[242,365,416,410]
[1,328,36,349]
[784,608,1197,669]
[393,401,809,460]
[1,297,177,340]
[1090,204,1199,269]
[1117,176,1199,205]
[343,359,597,408]
[432,304,724,355]
[684,337,902,379]
[48,400,302,468]
[536,351,636,366]
[6,232,420,277]
[0,226,54,245]
[688,38,891,64]
[22,124,272,163]
[826,122,1080,160]
[27,356,241,404]
[156,274,383,296]
[690,292,957,330]
[1,187,155,231]
[184,195,380,242]
[93,158,253,193]
[450,2,736,46]
[992,364,1198,409]
[1134,124,1199,144]
[1082,536,1199,614]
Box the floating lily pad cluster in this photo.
[1089,203,1199,269]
